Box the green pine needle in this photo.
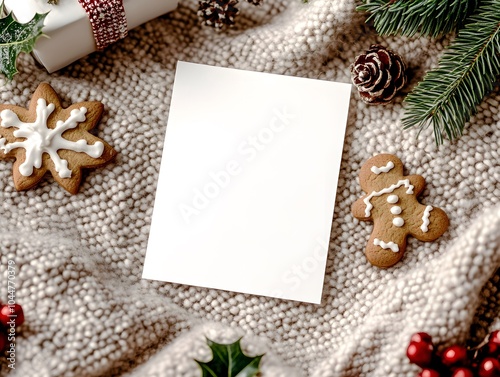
[357,0,479,37]
[402,0,500,145]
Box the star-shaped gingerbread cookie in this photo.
[0,83,116,194]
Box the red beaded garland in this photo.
[77,0,128,50]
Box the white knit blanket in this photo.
[1,1,499,376]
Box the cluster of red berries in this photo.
[407,331,500,377]
[0,302,24,352]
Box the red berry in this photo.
[487,343,500,357]
[442,345,468,367]
[419,369,441,377]
[490,331,500,346]
[407,341,434,367]
[479,358,500,377]
[0,304,24,327]
[452,367,475,377]
[488,331,500,356]
[411,332,434,345]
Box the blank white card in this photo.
[142,61,351,304]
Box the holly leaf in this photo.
[0,4,47,80]
[196,338,264,377]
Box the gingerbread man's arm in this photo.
[406,173,449,242]
[411,206,449,242]
[408,174,426,197]
[352,196,372,221]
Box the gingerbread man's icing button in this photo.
[351,154,449,268]
[393,217,404,227]
[387,195,399,204]
[391,206,402,215]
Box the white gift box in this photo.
[5,0,178,73]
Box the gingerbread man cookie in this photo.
[0,83,116,194]
[352,154,449,268]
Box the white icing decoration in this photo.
[370,161,395,174]
[387,194,399,204]
[421,205,433,232]
[390,206,402,215]
[374,238,399,252]
[393,217,404,227]
[363,180,414,217]
[0,99,104,178]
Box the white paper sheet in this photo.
[142,61,351,304]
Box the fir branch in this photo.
[402,0,500,145]
[357,0,479,37]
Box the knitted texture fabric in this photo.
[0,0,499,376]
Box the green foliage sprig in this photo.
[195,338,264,377]
[402,0,500,145]
[0,3,47,80]
[357,0,479,38]
[358,0,500,145]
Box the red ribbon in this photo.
[77,0,128,50]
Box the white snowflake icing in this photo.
[0,98,104,179]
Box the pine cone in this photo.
[246,0,263,5]
[198,0,240,29]
[350,45,407,105]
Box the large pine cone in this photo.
[350,45,407,105]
